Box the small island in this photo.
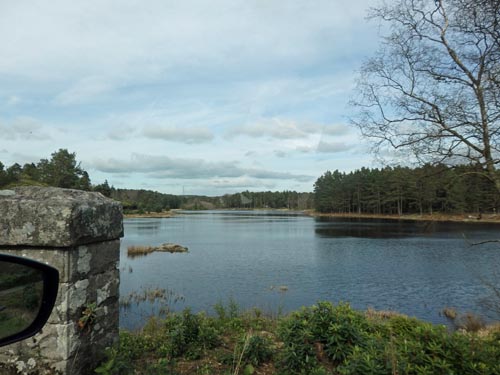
[127,243,188,258]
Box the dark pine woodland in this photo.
[314,165,500,215]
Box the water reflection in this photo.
[315,217,499,239]
[181,210,305,224]
[127,218,162,236]
[119,211,500,330]
[181,210,304,217]
[315,218,423,238]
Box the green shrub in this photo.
[277,301,373,373]
[213,299,244,332]
[277,308,319,373]
[338,344,386,375]
[160,309,220,359]
[239,334,274,366]
[94,344,135,375]
[95,302,500,375]
[319,303,372,362]
[96,311,221,374]
[338,313,500,375]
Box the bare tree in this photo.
[352,0,500,192]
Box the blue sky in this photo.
[0,0,382,195]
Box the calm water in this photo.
[119,210,500,330]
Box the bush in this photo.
[277,301,500,375]
[159,309,220,359]
[95,302,500,375]
[338,313,500,375]
[278,307,318,373]
[239,334,274,366]
[278,302,372,373]
[213,298,244,332]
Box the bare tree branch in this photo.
[352,0,500,192]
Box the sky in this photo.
[0,0,382,196]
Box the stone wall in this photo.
[0,187,123,375]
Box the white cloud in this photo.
[316,140,352,153]
[0,117,51,140]
[106,125,138,140]
[0,0,379,194]
[320,124,351,136]
[54,76,114,105]
[7,152,46,165]
[92,153,313,182]
[226,119,351,140]
[143,125,214,144]
[271,139,354,157]
[6,95,21,106]
[204,177,277,190]
[226,117,358,139]
[0,0,377,85]
[227,119,306,139]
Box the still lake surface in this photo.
[119,210,500,330]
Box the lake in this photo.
[119,210,500,330]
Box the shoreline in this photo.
[124,208,500,224]
[303,210,500,224]
[123,210,177,219]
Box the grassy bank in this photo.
[95,302,500,375]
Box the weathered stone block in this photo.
[0,186,123,375]
[0,186,123,247]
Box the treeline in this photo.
[109,189,313,213]
[0,149,312,213]
[217,190,313,210]
[0,149,183,213]
[314,165,500,215]
[0,149,93,191]
[111,189,182,213]
[11,149,498,216]
[177,190,313,210]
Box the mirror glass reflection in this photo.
[0,261,43,340]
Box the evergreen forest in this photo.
[314,165,500,215]
[2,149,499,216]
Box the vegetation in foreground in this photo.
[95,302,500,375]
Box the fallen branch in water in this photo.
[462,234,500,247]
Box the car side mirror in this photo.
[0,254,59,347]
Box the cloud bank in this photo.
[0,0,378,194]
[143,125,214,144]
[93,153,313,182]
